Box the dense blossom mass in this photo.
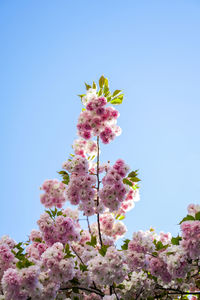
[1,76,199,300]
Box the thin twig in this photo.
[60,286,104,297]
[71,245,85,265]
[113,285,120,300]
[87,216,92,234]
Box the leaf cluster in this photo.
[45,207,64,219]
[121,239,130,250]
[64,243,75,259]
[123,169,141,189]
[179,211,200,224]
[12,242,34,269]
[79,75,124,105]
[57,170,70,185]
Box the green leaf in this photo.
[113,90,122,97]
[99,75,105,88]
[92,81,97,89]
[104,77,109,88]
[99,244,109,257]
[123,178,133,187]
[153,240,169,251]
[107,96,112,102]
[166,251,175,256]
[98,88,103,96]
[195,211,200,220]
[121,239,130,250]
[103,85,110,97]
[77,94,85,99]
[86,235,97,247]
[34,238,42,243]
[85,82,91,90]
[129,177,141,182]
[51,207,57,217]
[117,94,124,100]
[110,98,123,105]
[79,263,88,272]
[171,235,182,245]
[16,258,34,269]
[45,210,52,218]
[128,170,139,178]
[179,214,195,224]
[58,170,70,185]
[58,170,67,175]
[57,211,63,216]
[116,214,125,220]
[64,243,75,258]
[116,284,125,290]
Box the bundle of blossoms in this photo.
[0,76,200,300]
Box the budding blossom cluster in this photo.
[1,78,200,299]
[77,89,121,144]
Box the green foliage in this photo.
[123,170,141,190]
[171,235,182,245]
[79,263,88,272]
[64,244,75,258]
[153,240,169,251]
[115,214,125,220]
[85,82,91,90]
[195,211,200,220]
[57,170,70,185]
[179,214,195,224]
[99,75,105,88]
[110,98,123,105]
[12,242,34,269]
[113,90,122,97]
[98,244,109,257]
[121,239,130,250]
[116,283,125,290]
[86,235,97,247]
[80,75,124,106]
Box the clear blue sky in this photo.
[0,0,200,243]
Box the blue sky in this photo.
[0,0,200,243]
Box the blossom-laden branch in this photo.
[96,135,103,247]
[0,76,200,300]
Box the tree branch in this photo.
[96,136,103,247]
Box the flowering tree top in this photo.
[0,76,200,300]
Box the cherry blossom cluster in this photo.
[88,246,128,286]
[2,265,41,300]
[40,179,66,208]
[99,159,129,211]
[115,187,140,216]
[180,220,200,259]
[99,213,127,240]
[77,89,121,144]
[72,138,97,158]
[63,156,97,216]
[127,230,155,271]
[0,236,16,280]
[37,212,80,246]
